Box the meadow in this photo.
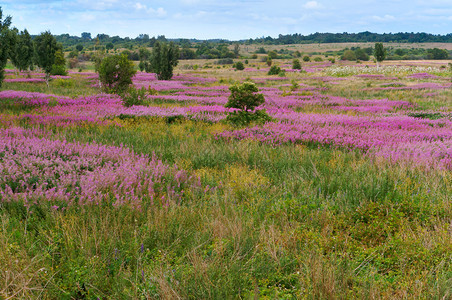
[1,57,452,299]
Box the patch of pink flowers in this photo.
[0,127,201,209]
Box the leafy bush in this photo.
[121,86,148,107]
[313,57,323,62]
[302,55,310,62]
[97,53,136,94]
[225,81,270,125]
[149,41,179,80]
[266,56,272,66]
[268,65,281,75]
[235,61,244,70]
[341,50,356,61]
[292,59,301,70]
[216,58,234,65]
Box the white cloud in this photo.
[134,3,167,17]
[372,14,396,22]
[303,1,322,9]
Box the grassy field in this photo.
[1,56,452,299]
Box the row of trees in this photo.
[0,7,66,87]
[97,41,180,94]
[250,32,452,45]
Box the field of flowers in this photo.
[1,58,451,299]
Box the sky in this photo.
[2,0,451,40]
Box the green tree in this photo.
[149,41,179,80]
[235,61,244,70]
[354,48,369,61]
[225,82,264,112]
[34,31,61,85]
[225,82,270,125]
[13,29,34,73]
[374,42,386,67]
[292,59,301,69]
[76,44,84,51]
[97,53,136,93]
[268,65,281,75]
[50,49,67,75]
[302,55,310,62]
[341,50,356,61]
[0,6,12,87]
[138,47,151,72]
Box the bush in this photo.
[235,61,245,70]
[341,50,356,61]
[149,41,179,80]
[292,59,301,70]
[313,57,323,62]
[268,65,281,75]
[97,53,136,94]
[216,58,234,65]
[121,86,148,107]
[225,81,264,112]
[266,56,272,66]
[302,55,310,62]
[225,82,271,125]
[267,50,278,59]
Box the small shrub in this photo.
[268,65,281,75]
[121,87,148,107]
[303,55,310,62]
[292,59,302,70]
[97,53,136,94]
[266,57,272,66]
[216,58,234,65]
[313,57,323,62]
[235,61,245,70]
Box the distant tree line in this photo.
[249,32,452,45]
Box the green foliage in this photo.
[374,42,386,63]
[75,44,83,51]
[355,48,370,61]
[234,61,245,70]
[138,47,151,72]
[266,56,272,66]
[226,109,272,126]
[50,50,67,75]
[0,7,12,87]
[267,50,278,59]
[216,58,234,65]
[34,31,61,84]
[341,50,356,61]
[268,65,281,75]
[121,86,149,107]
[149,41,179,80]
[292,59,301,70]
[426,48,449,60]
[97,53,137,94]
[302,55,310,62]
[225,81,265,112]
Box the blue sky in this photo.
[2,0,451,40]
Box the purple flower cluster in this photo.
[217,111,452,169]
[0,128,201,208]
